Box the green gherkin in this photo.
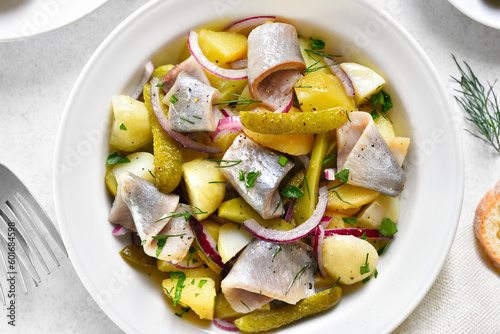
[234,287,342,332]
[119,244,156,267]
[240,107,348,135]
[143,78,183,194]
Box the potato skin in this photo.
[323,235,378,285]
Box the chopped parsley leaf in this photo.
[119,123,127,130]
[106,152,130,166]
[309,37,325,50]
[278,155,288,166]
[335,168,349,184]
[170,95,178,104]
[342,217,357,225]
[281,186,304,198]
[360,253,370,275]
[378,218,398,237]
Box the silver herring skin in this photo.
[221,239,317,313]
[220,133,294,219]
[247,22,305,110]
[336,111,406,196]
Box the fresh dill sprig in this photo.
[452,55,500,153]
[214,93,261,111]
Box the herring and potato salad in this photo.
[104,16,409,332]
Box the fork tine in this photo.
[7,198,52,272]
[0,206,40,283]
[0,238,7,306]
[16,189,68,257]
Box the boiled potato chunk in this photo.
[326,180,379,211]
[182,159,226,220]
[109,95,152,151]
[323,235,378,285]
[295,71,356,113]
[356,194,400,229]
[162,276,216,320]
[339,62,386,105]
[157,261,221,287]
[198,28,247,64]
[385,137,410,166]
[374,115,395,138]
[243,128,314,156]
[113,152,155,183]
[218,223,253,263]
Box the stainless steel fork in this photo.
[0,164,67,305]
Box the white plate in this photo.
[0,0,109,41]
[54,0,464,333]
[448,0,500,29]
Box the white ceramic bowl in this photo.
[54,0,464,333]
[448,0,500,30]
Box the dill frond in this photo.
[452,55,500,153]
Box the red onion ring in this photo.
[164,258,204,270]
[273,92,293,113]
[209,116,243,141]
[297,154,310,170]
[284,197,296,223]
[112,226,130,236]
[323,58,355,97]
[150,77,222,153]
[188,216,230,271]
[129,60,154,100]
[324,168,337,181]
[225,16,276,33]
[313,225,327,278]
[213,319,239,332]
[323,228,394,240]
[319,215,332,229]
[241,186,328,243]
[188,31,248,80]
[220,108,234,118]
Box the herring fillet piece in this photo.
[153,204,196,263]
[220,133,294,219]
[112,172,180,258]
[159,55,210,93]
[337,111,406,196]
[247,22,305,111]
[163,71,221,132]
[221,239,316,313]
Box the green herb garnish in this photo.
[303,176,311,200]
[272,246,282,262]
[152,234,186,257]
[335,168,349,184]
[198,279,207,288]
[285,265,308,295]
[240,300,251,311]
[170,95,178,104]
[342,217,357,225]
[331,190,356,207]
[378,241,390,256]
[328,277,341,295]
[278,155,288,166]
[322,154,336,165]
[309,37,325,50]
[156,205,207,223]
[106,152,130,166]
[368,90,392,121]
[180,117,194,124]
[239,169,245,181]
[378,218,398,237]
[169,272,187,306]
[452,55,500,153]
[360,253,370,275]
[245,170,260,188]
[215,93,261,111]
[148,170,155,179]
[156,82,164,87]
[208,181,226,184]
[175,307,190,317]
[281,186,304,198]
[119,123,127,130]
[205,159,242,168]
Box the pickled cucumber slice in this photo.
[120,244,156,267]
[143,82,183,194]
[240,108,348,135]
[234,287,342,332]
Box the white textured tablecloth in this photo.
[0,0,499,333]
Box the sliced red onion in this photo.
[112,226,131,236]
[323,58,355,97]
[242,186,328,243]
[150,77,222,153]
[209,116,243,141]
[188,216,230,271]
[225,16,276,33]
[284,197,296,223]
[324,168,337,181]
[188,31,248,80]
[228,58,248,70]
[273,93,293,113]
[323,228,394,240]
[213,318,239,332]
[313,225,327,278]
[220,108,235,118]
[164,258,203,270]
[129,60,154,100]
[319,215,332,229]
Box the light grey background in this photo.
[0,0,499,333]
